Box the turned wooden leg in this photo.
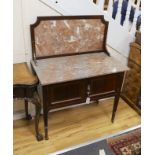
[25,99,32,120]
[112,73,124,123]
[111,94,120,123]
[43,111,49,140]
[33,92,43,141]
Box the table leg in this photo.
[43,111,49,140]
[111,93,120,123]
[25,99,32,120]
[111,73,124,123]
[33,92,43,141]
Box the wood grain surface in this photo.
[13,98,140,155]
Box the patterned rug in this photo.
[107,129,141,155]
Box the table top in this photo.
[31,52,129,85]
[13,62,38,85]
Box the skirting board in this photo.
[13,110,29,120]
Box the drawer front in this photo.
[90,74,116,96]
[13,87,25,98]
[129,44,141,65]
[124,61,141,89]
[122,85,140,103]
[13,86,35,98]
[47,80,87,107]
[122,60,141,104]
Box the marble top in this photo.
[31,53,129,85]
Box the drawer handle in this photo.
[86,97,90,104]
[86,84,91,104]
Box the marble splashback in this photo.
[33,18,106,58]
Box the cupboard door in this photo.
[122,60,141,111]
[90,74,116,96]
[47,80,87,108]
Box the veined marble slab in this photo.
[33,18,105,58]
[31,53,129,85]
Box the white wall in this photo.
[13,0,26,63]
[13,0,60,64]
[39,0,105,15]
[106,17,135,58]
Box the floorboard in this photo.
[13,98,141,155]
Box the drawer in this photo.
[122,85,140,103]
[13,87,25,98]
[122,59,141,105]
[124,61,141,88]
[128,60,141,74]
[13,86,35,98]
[47,80,87,106]
[90,74,116,96]
[129,43,141,65]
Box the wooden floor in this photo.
[13,98,141,155]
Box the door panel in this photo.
[90,74,116,95]
[47,80,87,106]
